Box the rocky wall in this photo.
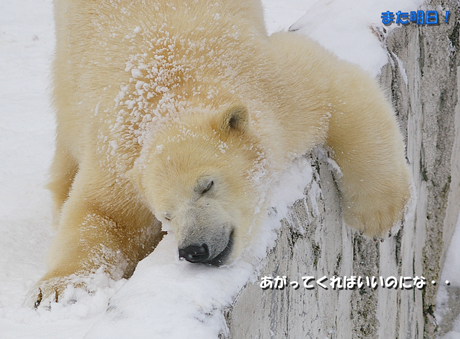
[224,1,460,338]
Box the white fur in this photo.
[29,0,410,306]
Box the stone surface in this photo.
[224,1,460,338]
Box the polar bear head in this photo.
[128,105,264,266]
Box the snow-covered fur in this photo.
[29,0,410,306]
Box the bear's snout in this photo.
[178,229,234,266]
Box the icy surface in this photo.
[1,0,458,338]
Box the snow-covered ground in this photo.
[1,0,458,338]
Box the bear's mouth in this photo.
[207,230,234,266]
[178,230,234,266]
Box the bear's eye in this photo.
[201,180,214,195]
[164,213,172,221]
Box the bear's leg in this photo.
[326,65,411,237]
[268,32,410,237]
[47,141,78,225]
[29,166,163,307]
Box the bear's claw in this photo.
[33,288,43,309]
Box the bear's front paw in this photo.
[342,193,409,239]
[344,209,401,239]
[25,275,89,309]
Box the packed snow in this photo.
[1,0,459,338]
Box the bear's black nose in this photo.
[179,244,210,263]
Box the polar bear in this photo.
[30,0,411,306]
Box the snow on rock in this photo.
[437,212,460,339]
[441,212,460,288]
[287,0,425,76]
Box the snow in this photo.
[391,52,409,86]
[437,212,460,339]
[441,213,460,288]
[0,0,55,319]
[287,0,424,77]
[1,0,458,338]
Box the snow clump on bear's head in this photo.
[128,105,265,266]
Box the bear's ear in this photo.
[220,105,248,133]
